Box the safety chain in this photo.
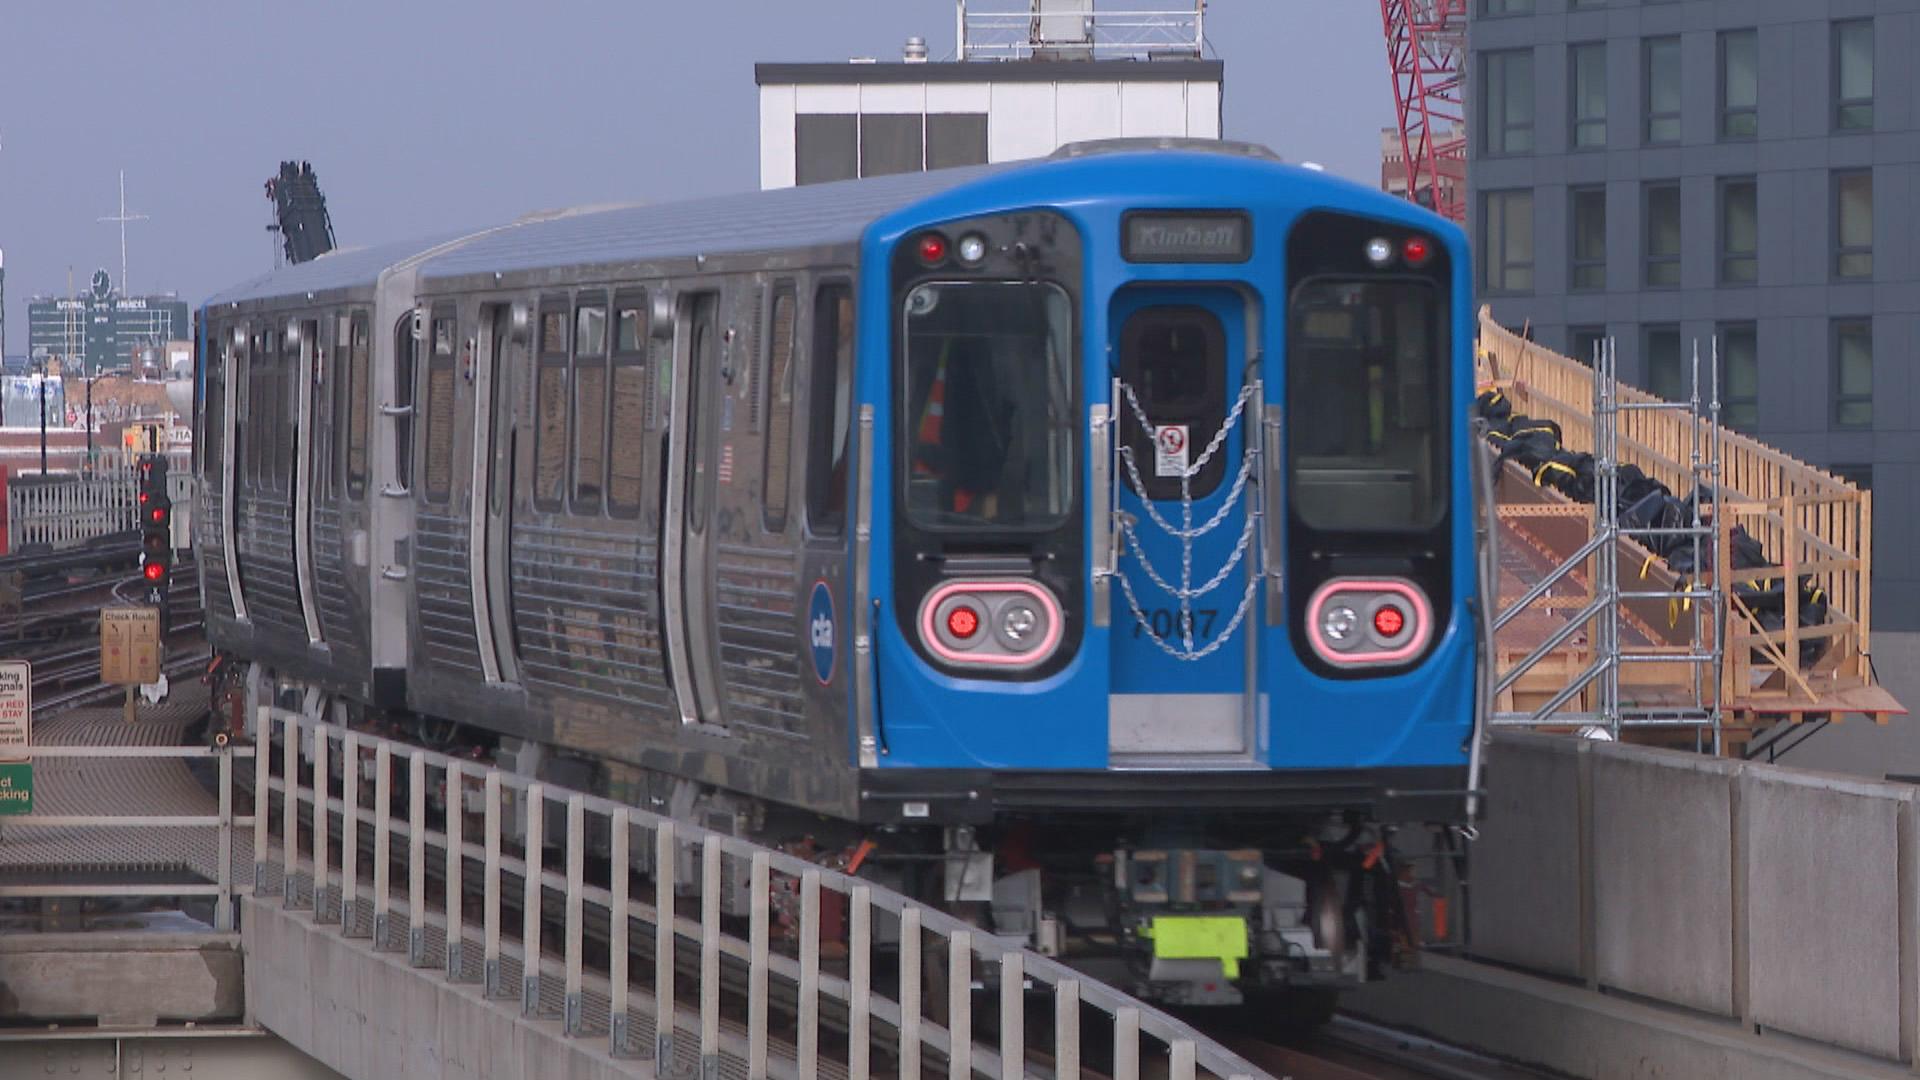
[1108,380,1263,661]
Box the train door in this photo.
[473,303,521,683]
[1106,287,1259,764]
[219,321,249,622]
[291,317,324,645]
[333,310,374,668]
[662,292,725,726]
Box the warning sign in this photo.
[101,607,161,686]
[0,661,27,760]
[1154,424,1190,479]
[0,763,29,815]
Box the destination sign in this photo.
[1123,211,1251,264]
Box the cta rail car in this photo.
[196,140,1483,1008]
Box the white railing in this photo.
[0,740,253,929]
[958,1,1205,61]
[253,706,1270,1079]
[6,449,192,551]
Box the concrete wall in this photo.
[1470,731,1920,1064]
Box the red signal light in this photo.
[916,233,949,266]
[1402,236,1432,266]
[946,605,981,640]
[139,491,150,505]
[144,562,167,582]
[1373,605,1407,638]
[150,507,167,524]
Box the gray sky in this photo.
[0,1,1393,350]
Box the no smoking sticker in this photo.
[1154,424,1190,478]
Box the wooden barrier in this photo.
[7,449,191,552]
[1478,309,1879,718]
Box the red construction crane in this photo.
[1379,0,1467,222]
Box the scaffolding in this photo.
[1489,336,1726,751]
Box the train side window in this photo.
[607,293,647,518]
[281,325,301,489]
[573,297,608,512]
[423,314,457,503]
[346,312,370,498]
[804,282,853,536]
[533,304,569,511]
[762,284,797,533]
[260,328,280,489]
[392,316,417,492]
[204,325,225,479]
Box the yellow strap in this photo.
[1640,556,1654,580]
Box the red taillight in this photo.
[144,562,166,582]
[946,605,980,640]
[1403,236,1431,266]
[916,233,949,266]
[1374,605,1406,638]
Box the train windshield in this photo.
[1287,278,1446,531]
[901,282,1074,531]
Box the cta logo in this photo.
[808,581,836,685]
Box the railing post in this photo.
[848,885,872,1080]
[657,822,678,1068]
[282,713,299,907]
[900,906,922,1080]
[609,808,630,1056]
[946,930,970,1080]
[340,730,360,932]
[564,794,585,1035]
[372,742,392,949]
[483,771,502,997]
[522,783,545,1017]
[799,870,822,1080]
[445,762,464,980]
[216,744,234,932]
[1113,1006,1140,1080]
[1169,1039,1195,1080]
[253,707,269,893]
[408,751,427,966]
[1000,952,1024,1080]
[1055,979,1081,1080]
[749,851,771,1080]
[701,840,722,1080]
[312,724,329,921]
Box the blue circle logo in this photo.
[808,581,836,685]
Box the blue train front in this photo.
[851,146,1480,1007]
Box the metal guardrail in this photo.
[253,705,1269,1080]
[957,1,1205,61]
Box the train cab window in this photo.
[534,305,569,511]
[423,315,457,503]
[1118,306,1228,501]
[346,312,370,498]
[900,281,1074,531]
[573,299,608,512]
[607,294,647,519]
[762,284,798,534]
[1287,279,1445,531]
[392,317,417,492]
[805,284,854,536]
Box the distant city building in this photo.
[1379,124,1464,210]
[28,269,188,376]
[756,2,1220,189]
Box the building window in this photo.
[1718,177,1757,285]
[1719,30,1757,140]
[860,114,924,178]
[1569,325,1606,367]
[1718,323,1758,431]
[1644,325,1683,401]
[1643,36,1681,146]
[1834,20,1873,132]
[1644,182,1681,288]
[1483,50,1535,156]
[1570,186,1606,291]
[1832,318,1872,429]
[1834,170,1873,280]
[927,114,989,170]
[795,114,858,185]
[1482,190,1534,293]
[1570,43,1607,149]
[1570,0,1604,8]
[1483,0,1532,13]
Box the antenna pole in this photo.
[97,169,149,298]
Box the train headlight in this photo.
[1321,605,1359,644]
[1000,603,1037,642]
[1365,236,1394,267]
[956,233,989,266]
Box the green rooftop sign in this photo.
[0,762,31,815]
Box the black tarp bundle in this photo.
[1474,388,1828,665]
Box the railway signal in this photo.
[137,453,171,621]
